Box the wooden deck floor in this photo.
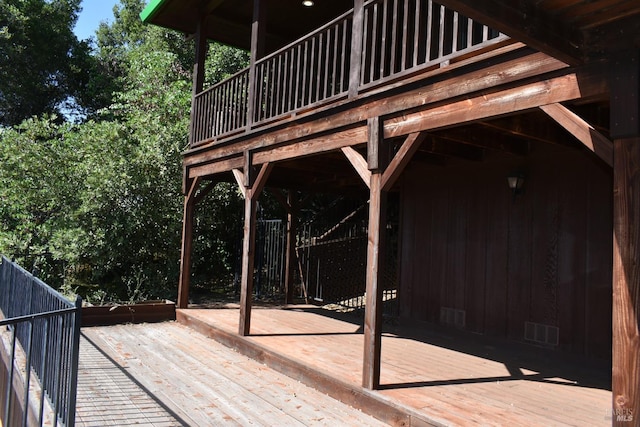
[77,322,388,426]
[178,305,612,427]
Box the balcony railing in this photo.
[190,0,509,146]
[0,256,81,427]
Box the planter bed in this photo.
[82,300,176,327]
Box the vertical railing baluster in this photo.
[361,5,370,85]
[21,321,34,427]
[401,0,409,71]
[324,29,331,99]
[413,0,422,66]
[452,11,459,53]
[369,3,378,83]
[341,19,348,92]
[331,24,339,96]
[390,0,398,74]
[438,4,446,58]
[38,319,50,426]
[4,325,17,426]
[425,0,433,61]
[380,0,388,79]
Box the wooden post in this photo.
[349,0,365,98]
[189,16,208,145]
[363,117,387,390]
[239,193,259,335]
[247,0,267,129]
[363,172,387,390]
[284,191,297,304]
[178,178,202,309]
[238,160,273,336]
[611,51,640,425]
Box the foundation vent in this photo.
[524,321,559,346]
[440,307,465,329]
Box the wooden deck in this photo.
[76,322,387,426]
[178,305,612,426]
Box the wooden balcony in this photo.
[189,0,510,147]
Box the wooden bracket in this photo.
[232,169,247,198]
[381,132,428,191]
[540,103,613,167]
[341,147,371,188]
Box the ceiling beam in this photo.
[435,0,583,65]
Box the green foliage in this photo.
[0,0,250,302]
[0,0,100,124]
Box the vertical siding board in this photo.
[529,162,559,331]
[506,170,533,341]
[483,167,509,337]
[557,154,587,354]
[465,176,488,334]
[586,161,613,359]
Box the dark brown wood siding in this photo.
[398,143,612,359]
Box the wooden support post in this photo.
[363,173,387,390]
[238,161,273,336]
[239,193,259,336]
[189,16,208,145]
[363,116,387,390]
[284,191,297,304]
[611,50,640,425]
[178,177,202,309]
[349,0,365,98]
[247,0,267,129]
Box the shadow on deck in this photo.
[178,305,611,426]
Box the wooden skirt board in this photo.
[179,307,612,426]
[77,322,388,426]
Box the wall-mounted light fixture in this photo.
[507,172,525,199]
[302,0,315,6]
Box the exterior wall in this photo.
[398,142,612,359]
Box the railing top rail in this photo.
[195,67,251,99]
[0,306,79,327]
[1,255,74,309]
[255,8,354,66]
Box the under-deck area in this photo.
[178,306,611,426]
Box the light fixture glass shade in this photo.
[507,175,520,190]
[302,0,314,6]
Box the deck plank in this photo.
[180,306,611,426]
[78,321,387,426]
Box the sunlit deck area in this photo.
[178,305,612,426]
[76,322,386,426]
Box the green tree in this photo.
[0,0,96,125]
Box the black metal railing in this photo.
[0,256,81,427]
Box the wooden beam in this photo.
[189,156,244,179]
[184,51,569,167]
[383,71,608,139]
[435,0,582,65]
[381,132,427,191]
[540,103,613,167]
[341,147,371,187]
[177,177,202,309]
[251,125,368,164]
[363,172,386,390]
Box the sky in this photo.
[73,0,121,40]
